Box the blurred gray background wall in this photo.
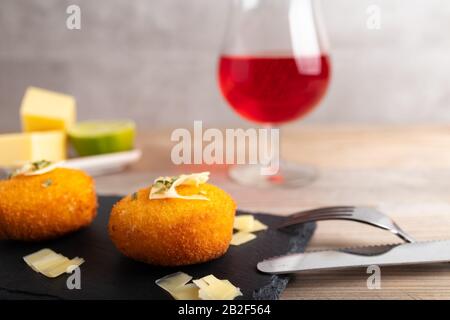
[1,0,450,132]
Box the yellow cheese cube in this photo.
[0,131,66,167]
[21,87,76,132]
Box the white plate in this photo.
[0,149,142,179]
[62,149,142,176]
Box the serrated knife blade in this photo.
[257,240,450,274]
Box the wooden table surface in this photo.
[95,125,450,300]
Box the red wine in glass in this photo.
[218,0,331,188]
[219,54,330,124]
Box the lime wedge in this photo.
[68,120,136,156]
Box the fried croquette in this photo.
[109,183,236,266]
[0,168,97,241]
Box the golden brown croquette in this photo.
[108,183,236,266]
[0,168,97,241]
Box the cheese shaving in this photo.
[10,160,62,178]
[23,248,55,272]
[250,219,268,232]
[23,248,84,278]
[230,231,257,246]
[43,258,85,278]
[156,272,193,293]
[33,254,68,272]
[171,283,200,300]
[156,272,242,300]
[233,215,255,232]
[196,274,242,300]
[149,172,210,200]
[192,278,209,290]
[234,215,268,233]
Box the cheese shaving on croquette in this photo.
[149,172,210,200]
[9,160,62,178]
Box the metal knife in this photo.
[257,240,450,274]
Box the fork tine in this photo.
[278,213,354,229]
[285,211,353,223]
[278,206,416,243]
[288,206,355,219]
[293,206,354,215]
[295,210,354,218]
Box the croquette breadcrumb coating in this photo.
[0,168,97,241]
[109,183,236,266]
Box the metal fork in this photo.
[278,206,415,243]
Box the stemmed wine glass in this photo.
[218,0,331,188]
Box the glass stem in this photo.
[261,124,283,179]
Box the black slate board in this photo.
[0,196,315,300]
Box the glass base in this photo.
[228,162,317,188]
